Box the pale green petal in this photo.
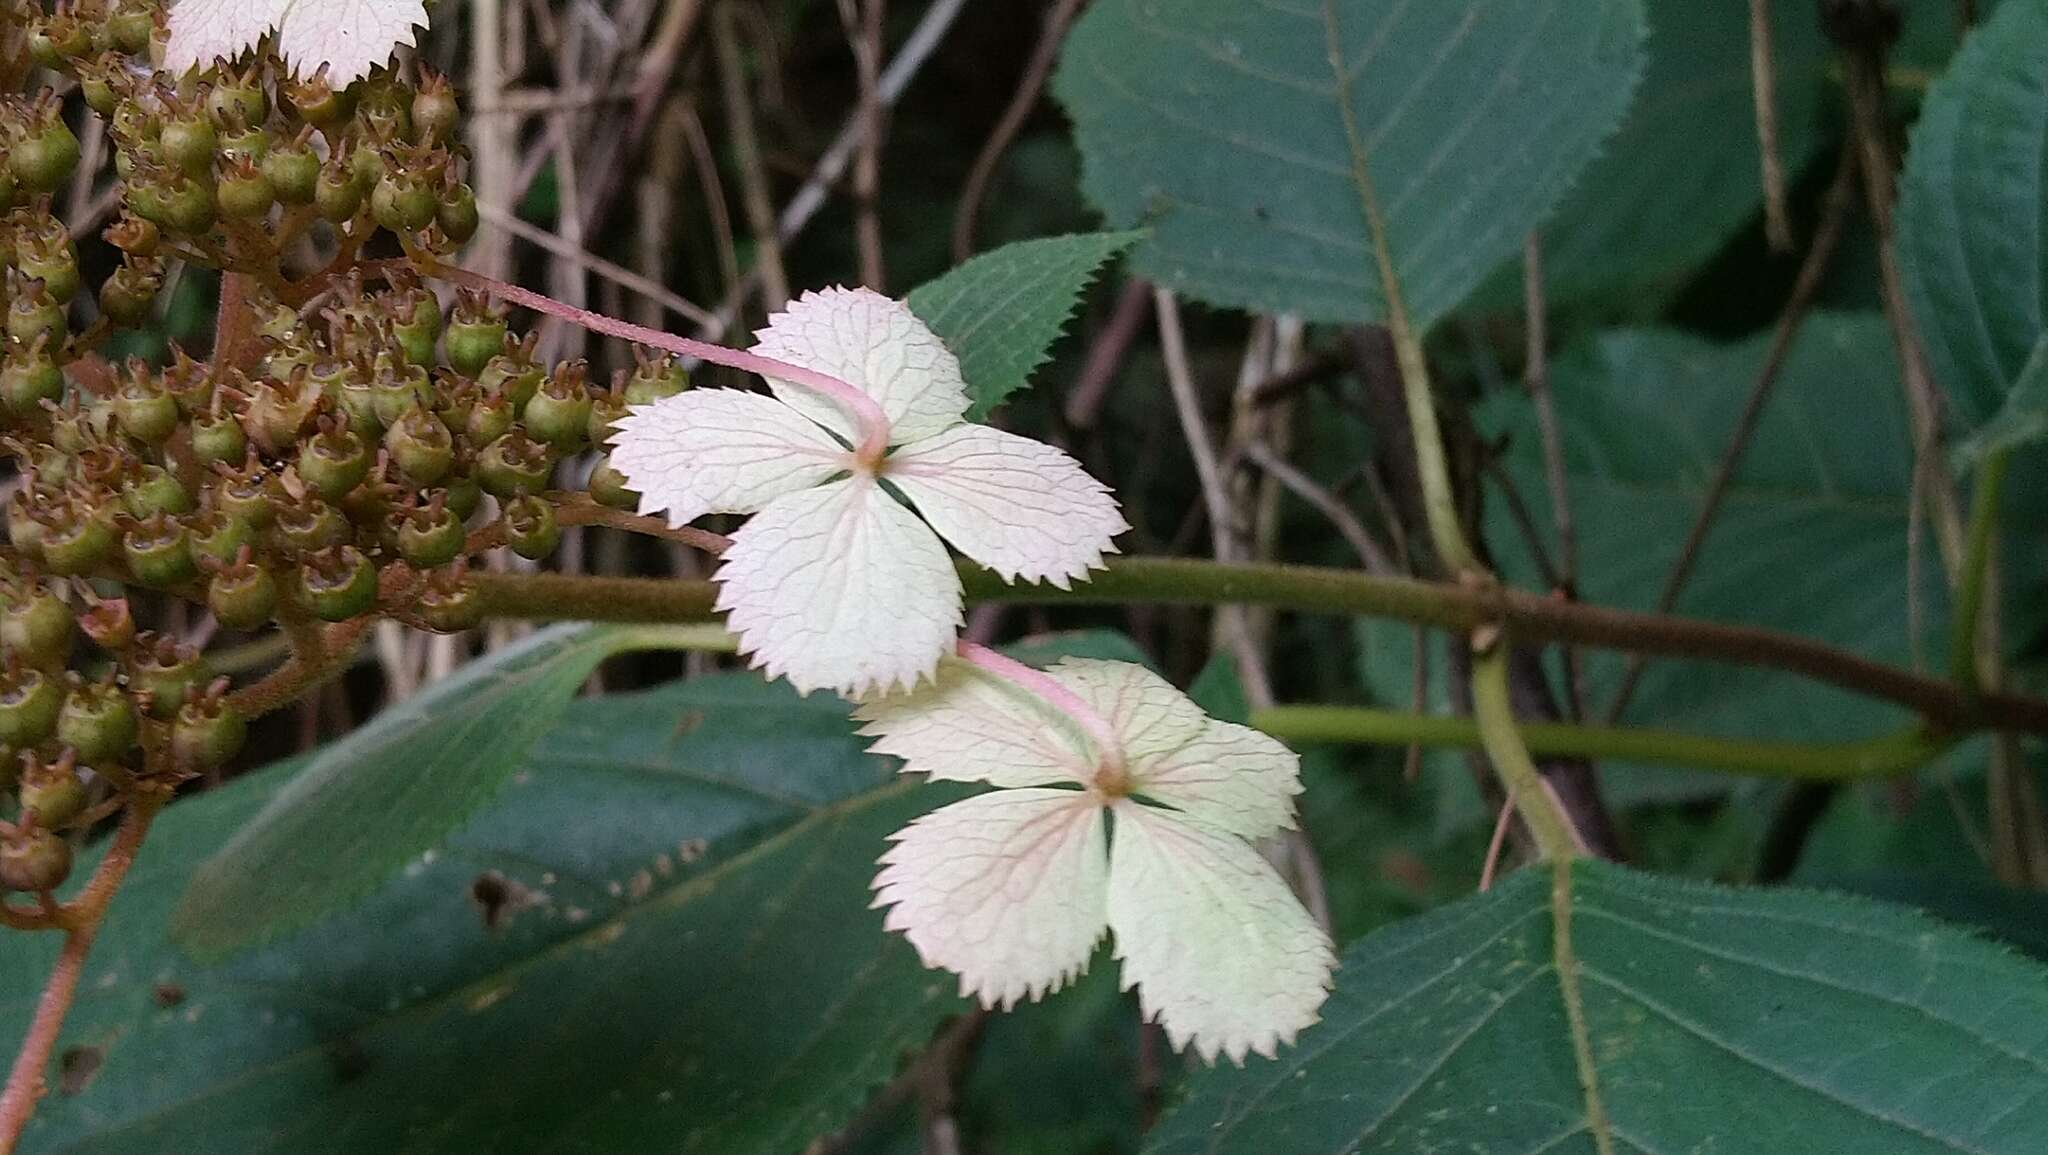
[1107,802,1333,1064]
[715,476,959,697]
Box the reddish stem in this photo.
[426,261,892,465]
[955,641,1127,788]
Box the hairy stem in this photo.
[955,642,1126,784]
[1252,706,1950,781]
[465,558,2048,733]
[0,792,166,1155]
[1471,642,1582,860]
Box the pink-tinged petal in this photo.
[606,389,851,527]
[1046,660,1209,763]
[274,0,428,82]
[854,657,1096,788]
[714,476,960,697]
[751,287,970,446]
[1106,803,1334,1064]
[887,425,1127,588]
[164,0,289,73]
[875,789,1110,1008]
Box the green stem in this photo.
[1952,448,2008,698]
[1252,705,1951,781]
[1471,644,1581,860]
[465,560,2048,734]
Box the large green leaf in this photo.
[1149,859,2048,1153]
[7,673,967,1154]
[172,624,703,957]
[1899,0,2048,447]
[1053,0,1644,327]
[906,231,1143,418]
[1490,0,1828,311]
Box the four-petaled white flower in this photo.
[165,0,430,84]
[859,654,1335,1063]
[608,287,1128,697]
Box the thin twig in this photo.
[1604,141,1859,722]
[1242,441,1397,575]
[478,203,719,328]
[712,2,791,309]
[1064,279,1152,430]
[838,0,889,289]
[951,0,1086,262]
[1750,0,1794,252]
[1522,233,1585,718]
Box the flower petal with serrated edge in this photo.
[276,0,428,82]
[887,425,1126,587]
[607,389,851,528]
[874,788,1109,1009]
[714,475,960,697]
[854,657,1096,788]
[751,287,970,446]
[1106,803,1333,1064]
[1128,720,1301,839]
[164,0,290,73]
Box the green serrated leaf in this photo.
[1482,315,1975,779]
[1484,0,1828,312]
[906,231,1143,418]
[1054,0,1644,327]
[11,673,965,1154]
[171,623,697,957]
[1899,0,2048,446]
[1149,859,2048,1153]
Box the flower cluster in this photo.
[608,292,1335,1060]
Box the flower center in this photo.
[955,641,1130,793]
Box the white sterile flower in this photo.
[165,0,430,83]
[860,654,1335,1064]
[608,287,1127,697]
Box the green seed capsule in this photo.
[301,429,374,502]
[298,547,379,622]
[122,464,195,518]
[0,831,72,892]
[187,510,255,568]
[523,378,594,451]
[416,569,483,633]
[159,114,217,178]
[0,668,63,746]
[397,503,467,568]
[2,587,74,665]
[10,114,81,193]
[207,560,278,630]
[129,638,202,719]
[173,695,247,771]
[0,346,64,415]
[588,457,641,510]
[476,432,555,498]
[191,411,248,465]
[504,497,562,561]
[113,382,180,444]
[384,408,455,487]
[123,515,198,587]
[273,499,350,554]
[57,684,139,765]
[36,507,117,575]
